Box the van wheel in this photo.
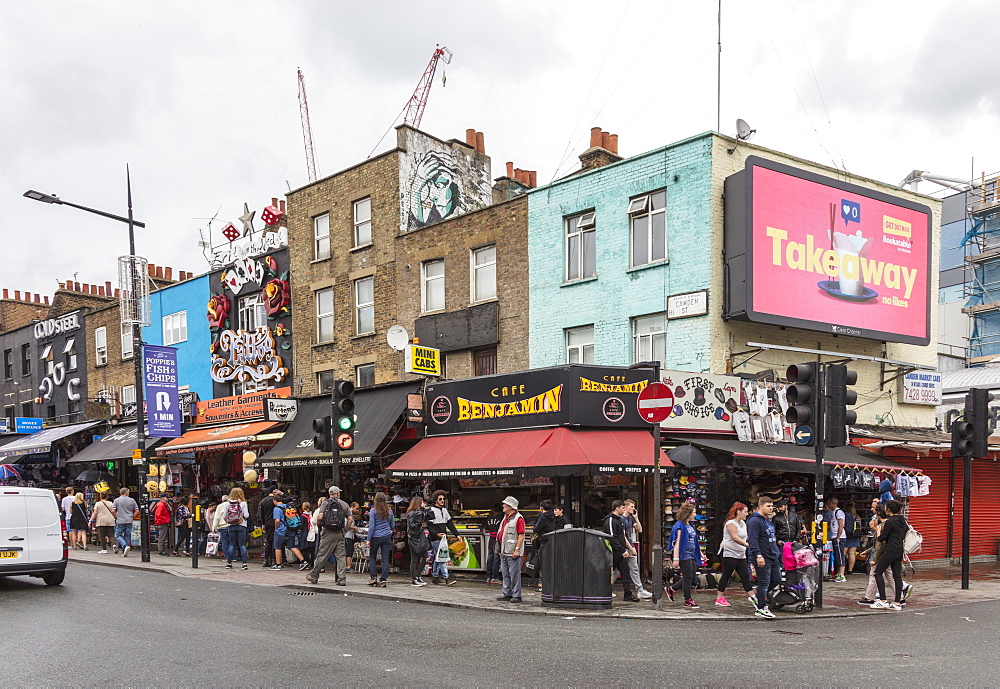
[41,571,65,586]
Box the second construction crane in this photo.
[298,68,319,183]
[403,44,452,129]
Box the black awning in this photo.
[0,421,101,464]
[258,381,421,469]
[65,424,165,464]
[686,438,919,474]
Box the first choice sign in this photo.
[405,344,441,376]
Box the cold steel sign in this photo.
[425,365,653,436]
[724,156,932,345]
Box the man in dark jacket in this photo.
[258,486,283,568]
[604,501,639,602]
[746,496,781,619]
[772,499,804,545]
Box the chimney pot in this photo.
[1,289,6,299]
[147,264,156,277]
[529,171,537,188]
[475,131,485,154]
[74,282,81,291]
[601,131,611,150]
[609,133,619,155]
[155,266,164,279]
[105,281,112,295]
[279,200,286,213]
[13,291,20,300]
[164,267,172,280]
[590,127,603,148]
[466,128,477,148]
[35,293,40,303]
[114,289,120,298]
[506,162,514,178]
[271,197,278,207]
[44,296,49,305]
[97,286,105,296]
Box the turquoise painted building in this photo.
[528,133,715,372]
[147,274,213,401]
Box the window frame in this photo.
[353,197,372,248]
[162,311,188,346]
[631,313,667,370]
[315,288,335,344]
[564,211,597,281]
[565,325,595,364]
[63,338,77,372]
[422,259,445,313]
[3,349,11,380]
[314,213,331,261]
[237,294,265,332]
[121,323,134,360]
[355,363,375,388]
[94,327,107,367]
[471,245,497,303]
[628,189,667,268]
[317,370,335,394]
[354,277,375,336]
[474,348,498,377]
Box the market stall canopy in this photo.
[686,438,919,474]
[155,421,280,456]
[0,421,100,464]
[386,427,673,479]
[66,423,165,463]
[257,381,422,469]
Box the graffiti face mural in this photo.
[398,129,492,232]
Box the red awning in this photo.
[385,427,672,479]
[156,421,280,456]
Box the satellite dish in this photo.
[387,325,409,351]
[736,119,756,141]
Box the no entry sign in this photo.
[637,382,674,423]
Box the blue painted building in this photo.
[147,274,213,402]
[527,132,715,372]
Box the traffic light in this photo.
[786,363,819,445]
[951,418,974,458]
[967,388,995,458]
[333,379,356,452]
[312,416,332,453]
[825,364,858,447]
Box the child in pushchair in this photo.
[768,541,819,614]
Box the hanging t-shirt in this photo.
[831,467,845,489]
[733,411,752,442]
[908,475,919,496]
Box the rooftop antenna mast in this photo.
[298,68,319,183]
[403,44,452,129]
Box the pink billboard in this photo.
[724,157,932,346]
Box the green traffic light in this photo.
[337,415,355,431]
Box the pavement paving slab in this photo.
[67,548,1000,621]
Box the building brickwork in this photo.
[85,301,137,415]
[287,125,492,395]
[395,194,529,378]
[0,291,49,334]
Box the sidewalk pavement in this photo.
[67,548,1000,621]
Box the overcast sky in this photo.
[4,0,998,300]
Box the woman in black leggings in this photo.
[716,502,755,607]
[871,499,907,611]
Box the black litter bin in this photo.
[539,528,612,609]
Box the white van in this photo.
[0,486,67,585]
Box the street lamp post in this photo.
[24,173,152,562]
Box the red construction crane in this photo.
[403,44,452,129]
[298,68,319,183]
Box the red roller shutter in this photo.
[969,459,1000,557]
[903,454,951,561]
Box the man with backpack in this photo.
[305,486,353,586]
[150,492,173,556]
[273,497,308,571]
[258,486,283,568]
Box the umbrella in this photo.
[667,444,710,468]
[0,464,21,479]
[74,469,116,483]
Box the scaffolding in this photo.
[963,171,1000,359]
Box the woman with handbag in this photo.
[715,502,756,607]
[405,497,430,586]
[70,492,90,550]
[90,492,117,554]
[666,502,704,609]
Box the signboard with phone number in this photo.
[901,371,941,406]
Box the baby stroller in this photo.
[768,542,819,614]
